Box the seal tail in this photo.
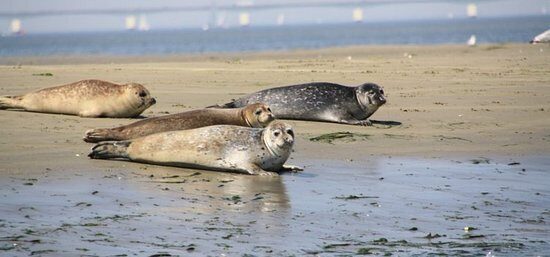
[0,95,23,110]
[84,128,120,143]
[88,141,131,160]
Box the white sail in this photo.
[467,3,478,18]
[216,12,227,28]
[138,15,150,31]
[353,8,363,23]
[11,19,22,34]
[276,13,285,26]
[239,12,250,27]
[125,15,137,30]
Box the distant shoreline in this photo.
[1,16,547,58]
[0,43,545,66]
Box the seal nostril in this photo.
[150,98,157,105]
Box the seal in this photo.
[530,29,550,44]
[0,79,156,118]
[83,103,274,143]
[88,121,295,176]
[214,82,386,126]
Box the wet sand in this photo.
[1,44,549,256]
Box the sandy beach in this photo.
[1,44,549,256]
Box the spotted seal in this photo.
[213,82,386,125]
[83,103,274,143]
[88,121,296,176]
[0,79,156,118]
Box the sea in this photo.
[0,15,548,57]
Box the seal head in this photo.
[124,83,156,115]
[355,83,386,118]
[242,103,275,128]
[263,121,294,158]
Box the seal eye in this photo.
[255,109,262,115]
[138,91,147,97]
[267,108,272,113]
[286,129,294,137]
[273,131,280,137]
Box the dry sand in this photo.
[0,44,549,256]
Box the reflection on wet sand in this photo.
[131,164,290,213]
[126,164,293,245]
[0,156,548,256]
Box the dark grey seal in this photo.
[214,82,386,126]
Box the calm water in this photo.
[1,16,548,57]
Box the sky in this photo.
[1,0,549,33]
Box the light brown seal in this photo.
[88,121,296,176]
[0,79,156,118]
[83,103,274,143]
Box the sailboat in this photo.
[276,13,285,26]
[138,15,150,31]
[11,19,25,36]
[467,3,477,18]
[239,12,250,27]
[125,15,137,30]
[353,8,363,23]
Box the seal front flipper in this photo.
[206,99,237,109]
[0,95,23,110]
[88,141,131,159]
[280,164,304,173]
[339,119,373,126]
[245,164,279,176]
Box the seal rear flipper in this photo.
[0,95,23,110]
[206,100,237,109]
[84,128,120,143]
[88,141,131,160]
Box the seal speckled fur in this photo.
[88,121,295,176]
[216,82,386,126]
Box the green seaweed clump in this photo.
[310,132,371,144]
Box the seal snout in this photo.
[378,95,387,105]
[150,98,157,105]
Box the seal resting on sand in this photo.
[88,121,296,176]
[0,79,156,118]
[530,29,550,44]
[212,82,386,126]
[83,103,274,143]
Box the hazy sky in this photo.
[1,0,549,33]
